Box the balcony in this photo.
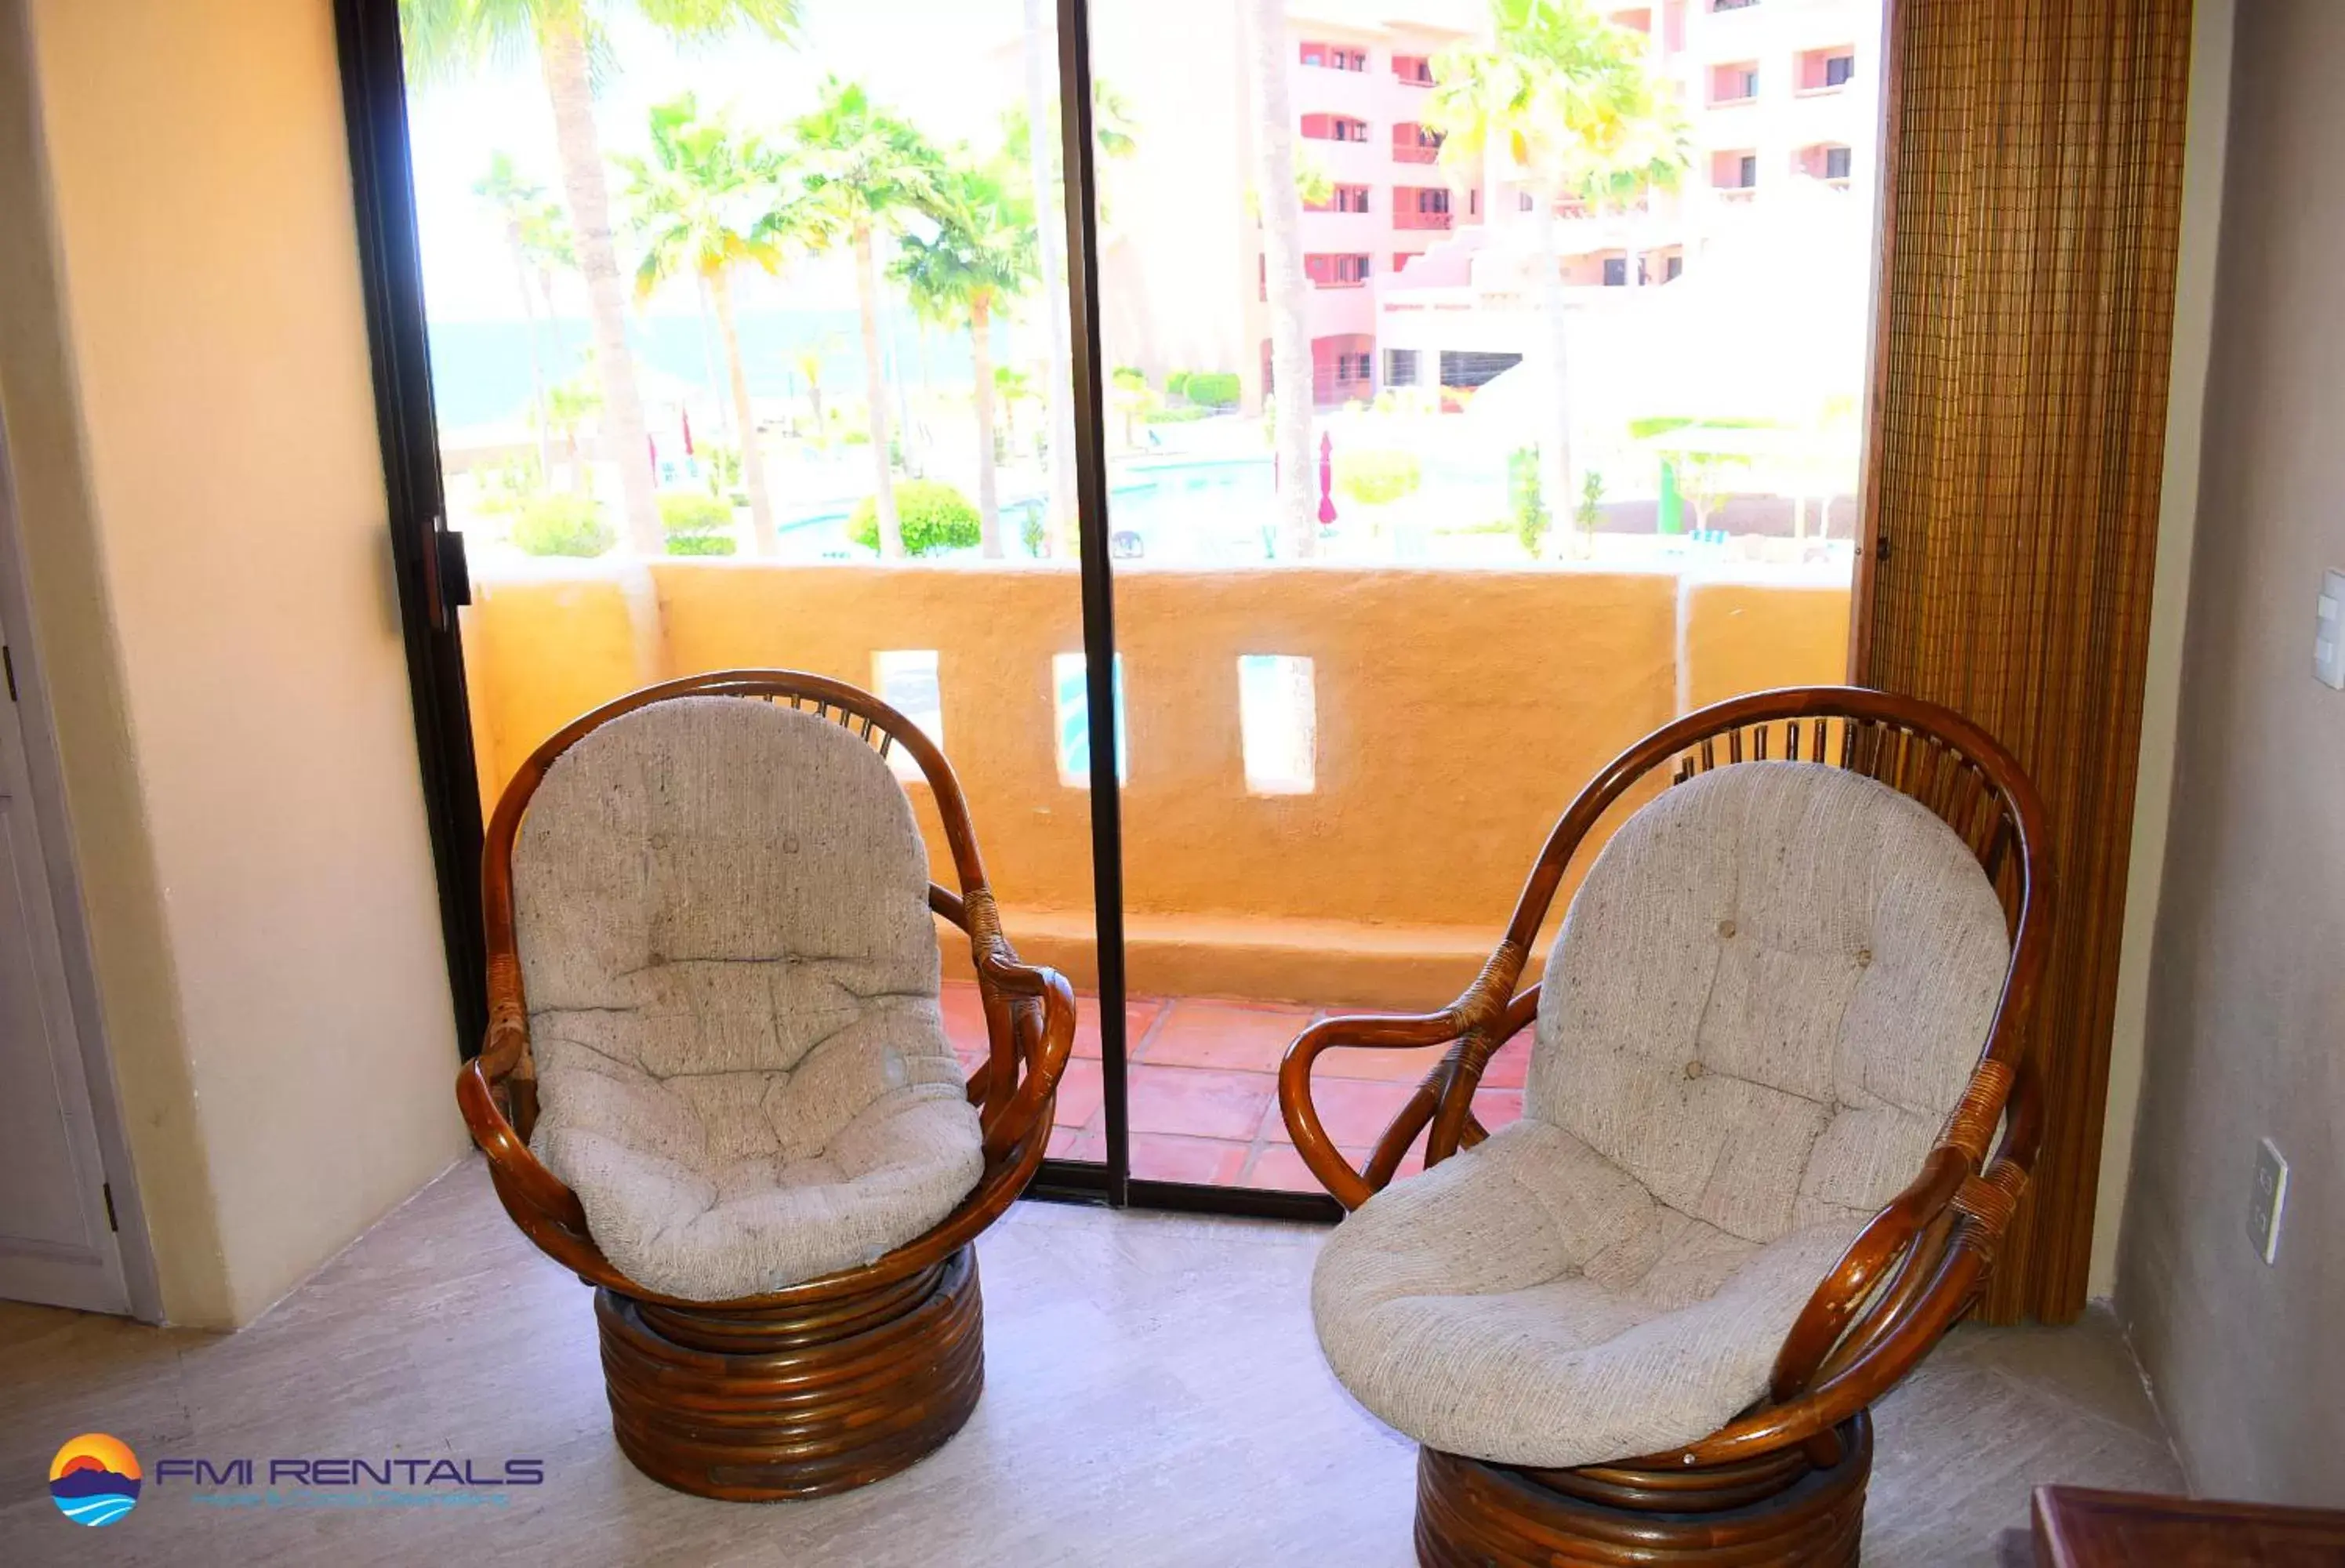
[1392,122,1442,164]
[462,561,1853,1022]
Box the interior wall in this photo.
[2117,0,2345,1505]
[0,0,466,1327]
[2089,0,2234,1298]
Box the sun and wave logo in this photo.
[49,1433,141,1527]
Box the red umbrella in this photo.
[1317,431,1338,524]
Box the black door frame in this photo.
[331,0,1340,1226]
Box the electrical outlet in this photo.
[2249,1137,2289,1265]
[2317,571,2345,689]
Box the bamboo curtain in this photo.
[1857,0,2195,1323]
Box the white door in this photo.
[0,609,129,1314]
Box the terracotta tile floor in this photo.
[945,982,1526,1192]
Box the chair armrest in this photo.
[931,883,1076,1159]
[1769,1144,1969,1402]
[971,950,1076,1159]
[456,1020,590,1239]
[1279,1010,1472,1210]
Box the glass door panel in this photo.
[1087,0,1883,1192]
[394,0,1107,1169]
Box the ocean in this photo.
[425,306,1029,431]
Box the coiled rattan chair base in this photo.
[1415,1411,1872,1567]
[594,1245,985,1501]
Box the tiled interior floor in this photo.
[940,982,1529,1190]
[0,1162,2184,1567]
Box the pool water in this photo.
[771,454,1510,564]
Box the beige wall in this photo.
[2116,0,2345,1505]
[2089,0,2235,1298]
[0,0,466,1327]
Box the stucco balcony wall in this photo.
[462,561,1850,1009]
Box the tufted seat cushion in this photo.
[513,697,984,1301]
[1312,761,2009,1468]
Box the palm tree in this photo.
[994,363,1036,452]
[1568,80,1690,289]
[1243,0,1317,557]
[1010,32,1142,557]
[891,160,1038,557]
[790,78,948,560]
[616,94,788,554]
[543,371,601,492]
[515,198,575,356]
[1426,0,1653,526]
[474,152,557,479]
[401,0,800,558]
[790,332,841,441]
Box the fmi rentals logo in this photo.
[49,1433,544,1523]
[48,1434,140,1527]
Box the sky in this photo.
[404,0,1038,321]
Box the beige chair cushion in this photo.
[514,696,983,1301]
[1314,761,2009,1468]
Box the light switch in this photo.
[2249,1137,2289,1265]
[2317,570,2345,689]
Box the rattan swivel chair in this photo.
[457,670,1075,1501]
[1280,687,2052,1565]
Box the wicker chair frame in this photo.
[1278,686,2053,1565]
[457,670,1076,1501]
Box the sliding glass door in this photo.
[1084,0,1882,1194]
[342,0,1882,1217]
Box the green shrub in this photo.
[660,492,737,557]
[1334,448,1423,507]
[511,492,615,557]
[1143,405,1214,424]
[660,492,731,535]
[1508,446,1550,559]
[1167,369,1192,397]
[848,479,981,557]
[1183,371,1240,408]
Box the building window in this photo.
[1799,46,1857,91]
[1392,53,1435,84]
[1385,347,1421,387]
[1711,61,1759,102]
[1302,114,1371,143]
[1299,41,1367,71]
[1518,191,1536,212]
[1238,656,1316,795]
[1309,183,1372,213]
[1392,186,1451,230]
[1439,348,1523,389]
[1712,0,1758,9]
[1664,252,1683,281]
[1825,145,1852,180]
[872,651,942,780]
[1739,154,1759,187]
[1305,252,1371,285]
[1603,256,1627,287]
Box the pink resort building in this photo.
[1087,0,1879,411]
